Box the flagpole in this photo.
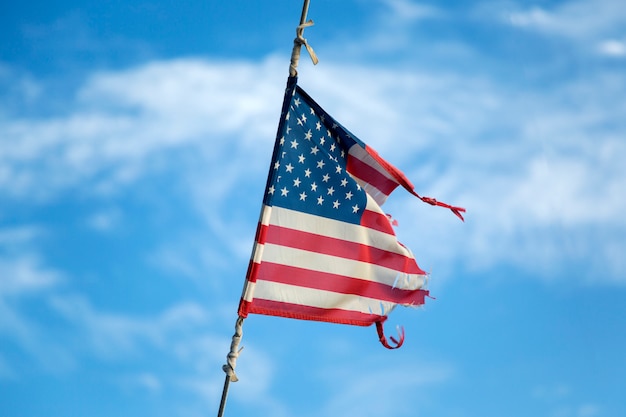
[289,0,318,77]
[216,2,314,416]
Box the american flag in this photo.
[238,77,464,348]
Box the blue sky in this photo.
[1,0,625,416]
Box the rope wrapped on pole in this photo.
[222,316,244,382]
[217,317,244,417]
[289,0,319,77]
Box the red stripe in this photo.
[263,224,425,275]
[257,262,429,305]
[363,144,416,191]
[243,298,383,326]
[360,209,395,234]
[246,259,260,283]
[347,154,398,196]
[257,220,268,244]
[238,299,251,317]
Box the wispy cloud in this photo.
[499,0,626,57]
[505,0,626,38]
[532,383,602,417]
[597,38,626,57]
[377,0,442,22]
[311,355,453,417]
[0,57,286,201]
[0,229,75,376]
[3,50,625,284]
[49,294,209,357]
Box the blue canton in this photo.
[264,88,367,225]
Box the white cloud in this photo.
[378,0,441,22]
[577,404,601,417]
[46,293,283,415]
[311,355,452,417]
[0,254,75,374]
[3,45,625,286]
[0,227,64,357]
[0,56,286,200]
[598,39,626,57]
[503,0,626,50]
[49,294,210,357]
[0,255,60,296]
[85,207,122,232]
[531,383,602,417]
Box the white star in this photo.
[268,185,275,195]
[301,113,307,123]
[281,187,289,196]
[322,173,330,182]
[340,178,348,187]
[311,182,318,192]
[317,160,325,169]
[310,107,315,115]
[341,149,345,157]
[333,200,340,209]
[299,192,307,201]
[352,204,359,213]
[294,98,301,107]
[286,126,292,134]
[345,191,353,200]
[335,165,342,174]
[285,112,290,121]
[305,130,312,140]
[310,146,319,155]
[298,154,305,163]
[317,196,324,205]
[316,121,321,131]
[290,139,299,149]
[327,186,335,195]
[320,137,326,145]
[285,163,294,173]
[293,177,301,187]
[330,143,336,152]
[280,136,285,145]
[274,161,280,170]
[304,168,312,177]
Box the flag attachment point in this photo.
[289,0,318,76]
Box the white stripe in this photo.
[261,244,425,290]
[253,280,400,315]
[265,203,413,258]
[242,280,256,302]
[241,205,274,303]
[360,182,390,206]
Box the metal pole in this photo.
[289,0,313,77]
[299,0,311,26]
[216,2,313,416]
[216,374,232,417]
